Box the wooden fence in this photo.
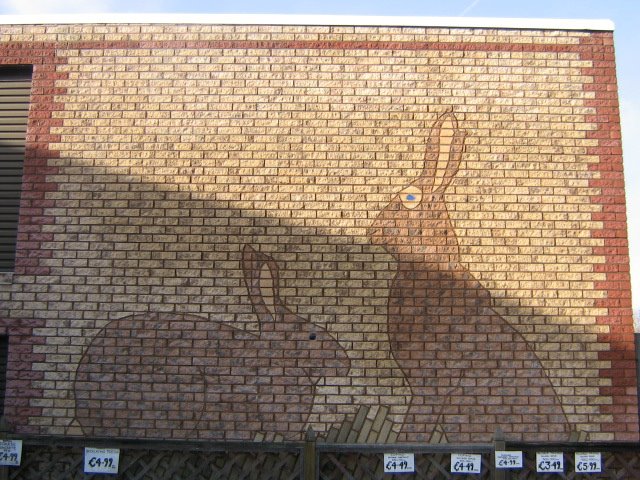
[1,435,639,479]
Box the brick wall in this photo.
[0,21,636,442]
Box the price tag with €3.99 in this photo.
[536,452,564,473]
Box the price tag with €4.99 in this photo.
[451,453,482,474]
[495,451,523,469]
[84,448,120,475]
[0,440,22,466]
[383,453,415,473]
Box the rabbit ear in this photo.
[434,120,466,193]
[242,244,281,328]
[417,111,450,192]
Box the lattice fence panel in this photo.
[318,451,493,480]
[3,436,640,479]
[4,443,302,480]
[8,443,83,480]
[506,448,640,479]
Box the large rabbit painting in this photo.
[73,245,350,440]
[369,111,571,443]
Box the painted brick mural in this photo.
[0,19,636,443]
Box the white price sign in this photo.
[575,452,602,473]
[0,440,22,466]
[451,453,482,474]
[495,451,523,469]
[84,448,120,475]
[536,452,564,473]
[383,453,415,473]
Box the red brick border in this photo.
[579,33,638,440]
[0,43,65,432]
[1,30,636,439]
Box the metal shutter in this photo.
[0,336,7,417]
[0,66,32,271]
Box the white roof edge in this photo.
[0,13,615,31]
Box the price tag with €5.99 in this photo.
[575,453,602,473]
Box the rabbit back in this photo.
[74,312,316,440]
[387,266,570,442]
[74,246,349,440]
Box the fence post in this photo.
[493,429,505,480]
[303,427,317,480]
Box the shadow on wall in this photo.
[6,137,407,441]
[2,112,576,441]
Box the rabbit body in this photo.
[73,245,350,440]
[369,112,570,442]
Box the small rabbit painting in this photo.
[73,245,350,440]
[369,111,571,442]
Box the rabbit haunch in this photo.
[73,245,350,440]
[369,111,571,443]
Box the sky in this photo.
[1,0,639,319]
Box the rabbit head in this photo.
[242,244,350,383]
[368,111,466,266]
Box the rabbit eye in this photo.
[309,332,317,340]
[400,185,422,210]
